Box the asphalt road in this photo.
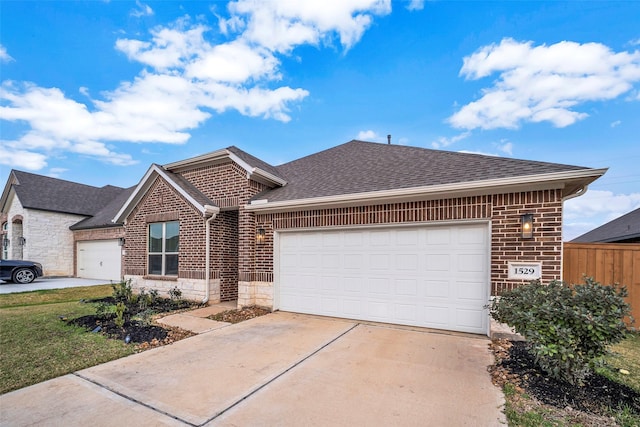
[0,277,113,294]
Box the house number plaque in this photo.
[508,262,542,280]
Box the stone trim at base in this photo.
[125,275,221,303]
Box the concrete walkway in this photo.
[0,312,506,426]
[0,277,110,294]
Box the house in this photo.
[571,207,640,243]
[0,170,133,280]
[114,140,606,334]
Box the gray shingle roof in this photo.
[10,170,125,217]
[571,208,640,243]
[70,186,136,230]
[259,140,590,203]
[227,146,284,180]
[161,167,216,208]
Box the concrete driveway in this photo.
[0,277,110,294]
[0,312,505,426]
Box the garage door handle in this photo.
[100,262,102,266]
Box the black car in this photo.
[0,260,44,284]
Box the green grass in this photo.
[598,332,640,393]
[0,286,135,394]
[0,284,113,308]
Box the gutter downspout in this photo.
[203,205,220,305]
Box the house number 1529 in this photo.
[508,262,542,280]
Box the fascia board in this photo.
[113,164,211,224]
[164,149,286,187]
[163,148,229,170]
[245,168,607,213]
[0,172,17,213]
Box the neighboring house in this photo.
[571,207,640,243]
[115,140,606,334]
[0,170,132,280]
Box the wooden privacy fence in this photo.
[563,243,640,325]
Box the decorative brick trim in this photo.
[239,271,274,282]
[213,197,241,209]
[146,212,179,223]
[267,196,491,229]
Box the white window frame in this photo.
[148,221,179,276]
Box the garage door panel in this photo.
[426,280,450,298]
[77,240,121,281]
[458,281,485,301]
[278,224,489,334]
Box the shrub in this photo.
[490,278,631,385]
[111,280,133,304]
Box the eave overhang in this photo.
[245,168,607,213]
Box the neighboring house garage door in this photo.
[77,240,122,281]
[277,223,490,334]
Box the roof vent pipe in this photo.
[387,134,391,144]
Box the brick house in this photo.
[0,170,132,279]
[115,140,606,334]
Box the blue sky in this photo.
[1,0,639,240]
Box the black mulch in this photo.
[69,314,168,343]
[502,341,640,415]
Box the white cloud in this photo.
[0,45,13,63]
[357,130,380,141]
[406,0,425,11]
[226,0,391,52]
[449,38,640,130]
[0,144,47,170]
[130,0,154,18]
[563,189,640,240]
[47,168,68,178]
[611,120,622,128]
[496,140,513,155]
[2,3,388,170]
[431,131,471,148]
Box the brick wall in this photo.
[490,190,563,293]
[123,163,269,302]
[123,178,212,300]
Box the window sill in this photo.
[143,275,178,282]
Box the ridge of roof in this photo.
[6,170,126,217]
[571,207,640,243]
[259,140,593,204]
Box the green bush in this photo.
[490,278,631,385]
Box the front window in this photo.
[148,221,179,276]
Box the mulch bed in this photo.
[208,306,271,323]
[490,339,640,417]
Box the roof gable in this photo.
[572,208,640,243]
[113,164,219,223]
[164,146,286,187]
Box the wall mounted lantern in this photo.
[118,237,126,246]
[256,227,266,245]
[521,214,534,239]
[2,236,8,249]
[18,237,26,246]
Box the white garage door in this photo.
[77,240,122,281]
[277,223,490,334]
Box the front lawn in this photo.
[0,286,135,394]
